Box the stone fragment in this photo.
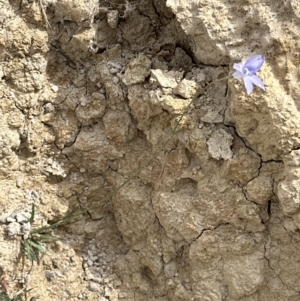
[21,222,31,239]
[45,270,55,280]
[88,281,101,292]
[291,0,300,17]
[156,95,190,114]
[75,92,107,126]
[164,260,177,278]
[245,175,273,204]
[150,69,183,88]
[122,55,152,86]
[201,110,223,123]
[207,129,233,160]
[62,124,123,173]
[278,150,300,216]
[103,110,134,143]
[107,10,119,28]
[42,159,67,178]
[51,111,79,149]
[15,212,30,223]
[220,147,261,186]
[172,78,197,99]
[6,217,15,223]
[54,0,99,24]
[223,254,265,299]
[5,222,21,236]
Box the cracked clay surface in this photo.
[0,0,300,300]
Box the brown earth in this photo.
[0,0,300,300]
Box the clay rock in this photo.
[220,146,261,186]
[113,180,156,246]
[189,225,265,300]
[201,110,223,123]
[122,55,152,86]
[121,11,156,51]
[54,0,99,24]
[207,129,233,160]
[150,69,183,88]
[103,109,135,143]
[278,150,300,216]
[107,10,119,29]
[76,92,107,126]
[245,175,273,205]
[51,111,79,149]
[62,124,123,174]
[152,191,212,243]
[172,78,197,99]
[155,95,191,114]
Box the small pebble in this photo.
[89,281,101,292]
[5,222,21,236]
[112,76,119,84]
[15,212,30,223]
[6,217,16,223]
[45,270,55,280]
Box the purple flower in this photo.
[233,55,265,95]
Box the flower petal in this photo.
[233,62,243,73]
[243,55,265,74]
[233,70,244,79]
[248,74,265,91]
[243,76,254,95]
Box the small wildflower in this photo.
[233,55,265,95]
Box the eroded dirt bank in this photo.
[0,0,300,300]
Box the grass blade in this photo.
[0,293,11,301]
[24,240,37,263]
[27,240,47,255]
[37,234,61,242]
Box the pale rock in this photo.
[103,110,135,143]
[15,212,30,223]
[51,111,79,149]
[53,0,99,24]
[278,150,300,216]
[207,129,233,160]
[201,110,223,123]
[150,69,184,88]
[245,175,273,205]
[223,253,265,299]
[88,281,101,292]
[122,55,152,86]
[5,222,21,236]
[75,92,107,126]
[155,95,190,114]
[107,10,119,29]
[164,259,177,278]
[172,79,197,99]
